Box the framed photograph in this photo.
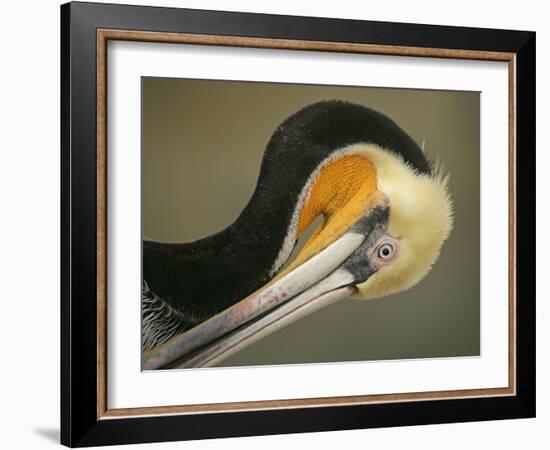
[61,1,535,447]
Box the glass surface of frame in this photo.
[107,37,510,410]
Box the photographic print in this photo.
[141,79,479,370]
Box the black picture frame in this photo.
[61,1,535,447]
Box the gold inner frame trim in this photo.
[96,28,517,420]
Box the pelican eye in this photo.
[377,243,394,260]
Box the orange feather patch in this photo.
[279,155,380,276]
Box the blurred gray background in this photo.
[142,77,480,367]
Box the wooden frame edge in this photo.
[95,28,517,420]
[101,387,515,419]
[97,29,108,418]
[98,28,515,61]
[508,55,517,395]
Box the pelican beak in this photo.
[143,192,390,370]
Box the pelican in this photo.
[142,100,453,370]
